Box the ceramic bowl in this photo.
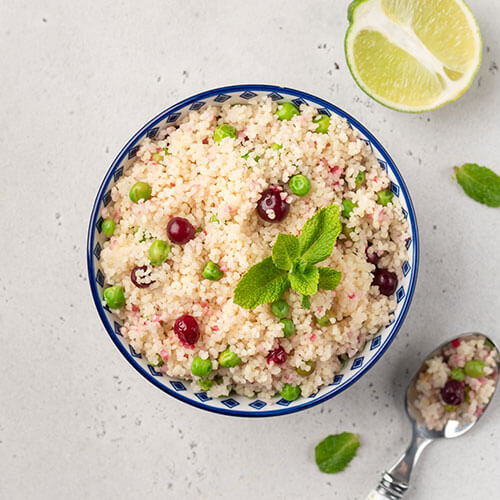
[87,84,419,417]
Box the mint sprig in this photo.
[454,163,500,207]
[289,259,319,296]
[318,267,342,290]
[315,432,360,474]
[272,234,300,271]
[298,205,341,264]
[233,257,289,310]
[233,205,342,309]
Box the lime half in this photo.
[345,0,482,112]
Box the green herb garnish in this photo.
[233,205,341,309]
[454,163,500,207]
[149,353,164,367]
[315,432,360,474]
[485,339,495,351]
[210,214,220,223]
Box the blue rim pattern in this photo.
[87,85,419,417]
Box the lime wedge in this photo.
[345,0,482,112]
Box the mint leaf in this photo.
[298,205,341,264]
[272,234,300,271]
[318,267,342,290]
[315,432,360,474]
[301,295,311,309]
[454,163,500,207]
[233,257,289,309]
[289,259,319,296]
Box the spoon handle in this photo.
[365,431,432,499]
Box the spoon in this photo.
[366,333,500,499]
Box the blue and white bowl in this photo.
[87,85,419,417]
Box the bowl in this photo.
[87,84,419,417]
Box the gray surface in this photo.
[1,1,499,499]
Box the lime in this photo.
[345,0,482,112]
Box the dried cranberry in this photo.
[372,269,398,296]
[174,315,200,346]
[366,245,379,266]
[130,265,155,288]
[267,346,287,365]
[167,217,195,244]
[440,380,465,406]
[257,188,290,223]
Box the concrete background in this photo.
[1,1,499,498]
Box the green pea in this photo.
[341,199,357,218]
[376,189,394,206]
[276,102,300,121]
[450,368,466,381]
[296,361,316,376]
[280,318,295,338]
[341,224,355,241]
[281,383,301,401]
[148,240,171,266]
[271,299,289,319]
[101,219,115,235]
[103,285,125,309]
[218,348,241,368]
[271,143,283,150]
[198,378,214,391]
[313,114,330,134]
[355,171,366,188]
[129,182,152,203]
[191,356,212,377]
[202,261,223,281]
[464,360,485,378]
[289,174,311,196]
[444,404,457,412]
[214,124,237,142]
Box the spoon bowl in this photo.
[367,333,500,499]
[406,333,499,440]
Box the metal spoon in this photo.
[366,333,500,499]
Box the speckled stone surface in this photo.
[1,1,499,498]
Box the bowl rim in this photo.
[87,84,419,417]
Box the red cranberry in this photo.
[440,380,465,406]
[366,245,379,266]
[372,269,398,296]
[257,188,290,223]
[451,339,461,349]
[167,217,195,244]
[130,265,155,288]
[266,346,287,365]
[174,315,200,346]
